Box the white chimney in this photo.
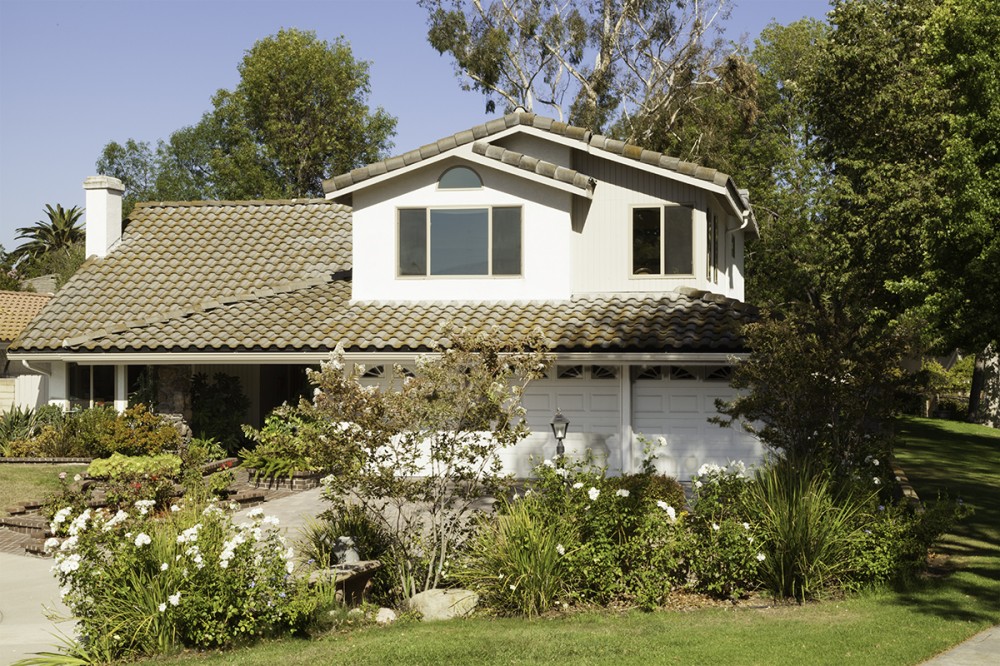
[84,175,125,258]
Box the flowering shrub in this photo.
[45,500,334,662]
[686,461,763,599]
[456,458,688,613]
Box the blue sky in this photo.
[0,0,831,252]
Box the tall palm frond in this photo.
[10,204,85,265]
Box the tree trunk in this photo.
[968,353,984,417]
[968,346,1000,428]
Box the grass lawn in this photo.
[0,463,88,515]
[152,416,1000,666]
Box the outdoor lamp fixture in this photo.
[550,410,570,459]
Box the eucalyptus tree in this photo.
[420,0,735,140]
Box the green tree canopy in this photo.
[97,28,397,213]
[10,204,85,265]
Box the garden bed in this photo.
[246,470,326,491]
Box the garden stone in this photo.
[407,588,479,620]
[376,607,397,625]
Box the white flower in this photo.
[712,523,720,532]
[572,482,584,489]
[872,459,880,466]
[757,552,766,562]
[655,436,667,447]
[134,533,151,547]
[542,459,554,468]
[588,487,600,501]
[247,507,264,519]
[694,480,703,489]
[52,507,72,525]
[262,516,280,526]
[160,562,169,571]
[219,559,230,569]
[168,592,181,606]
[742,522,750,530]
[555,468,570,478]
[509,584,516,591]
[666,506,677,522]
[158,602,167,612]
[59,535,78,552]
[873,477,882,485]
[73,474,82,482]
[58,554,81,574]
[615,488,630,498]
[170,504,181,512]
[44,537,60,552]
[556,544,565,556]
[134,499,156,515]
[103,510,129,531]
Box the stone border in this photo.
[0,457,92,464]
[246,470,326,491]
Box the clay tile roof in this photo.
[471,142,594,193]
[322,112,739,196]
[10,199,351,352]
[0,291,52,342]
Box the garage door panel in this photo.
[669,394,700,413]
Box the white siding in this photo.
[570,153,735,297]
[351,157,574,302]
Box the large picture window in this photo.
[398,207,522,276]
[631,205,693,275]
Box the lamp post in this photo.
[550,410,569,461]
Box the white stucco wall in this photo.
[350,158,574,302]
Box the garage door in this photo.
[631,365,762,480]
[505,364,623,476]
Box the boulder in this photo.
[375,607,397,625]
[407,588,479,621]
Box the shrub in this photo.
[452,495,573,616]
[45,500,336,662]
[8,405,180,459]
[0,404,64,455]
[240,409,326,481]
[87,452,182,480]
[749,462,874,601]
[686,462,762,600]
[180,437,234,501]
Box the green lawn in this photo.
[152,418,1000,664]
[0,463,88,515]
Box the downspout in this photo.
[21,359,51,377]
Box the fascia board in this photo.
[8,350,747,365]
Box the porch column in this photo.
[114,365,128,413]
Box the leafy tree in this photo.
[305,327,550,598]
[420,0,734,139]
[97,29,397,209]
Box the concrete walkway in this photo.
[920,624,1000,665]
[0,552,72,666]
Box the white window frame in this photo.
[396,205,523,278]
[629,203,695,278]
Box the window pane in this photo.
[492,207,521,275]
[664,206,693,274]
[632,207,661,274]
[93,366,115,405]
[68,363,90,407]
[399,209,427,275]
[439,166,482,189]
[431,209,488,275]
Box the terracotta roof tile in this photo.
[0,290,53,342]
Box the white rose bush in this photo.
[44,499,334,662]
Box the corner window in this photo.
[398,207,522,277]
[438,166,482,189]
[631,205,693,275]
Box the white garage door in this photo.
[631,365,762,480]
[506,364,623,476]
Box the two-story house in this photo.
[9,112,760,477]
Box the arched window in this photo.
[439,166,482,189]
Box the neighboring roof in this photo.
[11,199,351,352]
[323,111,740,198]
[0,290,52,342]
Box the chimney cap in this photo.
[83,175,125,192]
